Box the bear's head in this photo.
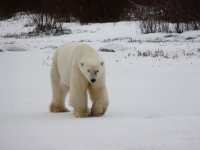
[79,58,104,84]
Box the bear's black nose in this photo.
[91,79,96,83]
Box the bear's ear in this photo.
[80,62,84,66]
[100,61,104,66]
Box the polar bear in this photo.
[50,43,109,117]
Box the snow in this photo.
[0,15,200,150]
[0,14,34,37]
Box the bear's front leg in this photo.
[69,64,90,118]
[70,90,89,118]
[70,92,89,118]
[89,86,109,117]
[91,99,108,117]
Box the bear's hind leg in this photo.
[50,85,69,112]
[50,61,69,113]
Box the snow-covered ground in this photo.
[0,15,200,150]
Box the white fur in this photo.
[50,43,109,117]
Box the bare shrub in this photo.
[140,20,200,34]
[140,20,157,34]
[30,13,63,34]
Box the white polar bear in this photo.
[50,43,109,117]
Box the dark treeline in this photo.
[0,0,129,22]
[129,0,200,33]
[0,0,200,33]
[131,0,200,22]
[1,0,200,23]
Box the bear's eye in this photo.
[94,70,99,75]
[80,62,84,66]
[87,69,90,73]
